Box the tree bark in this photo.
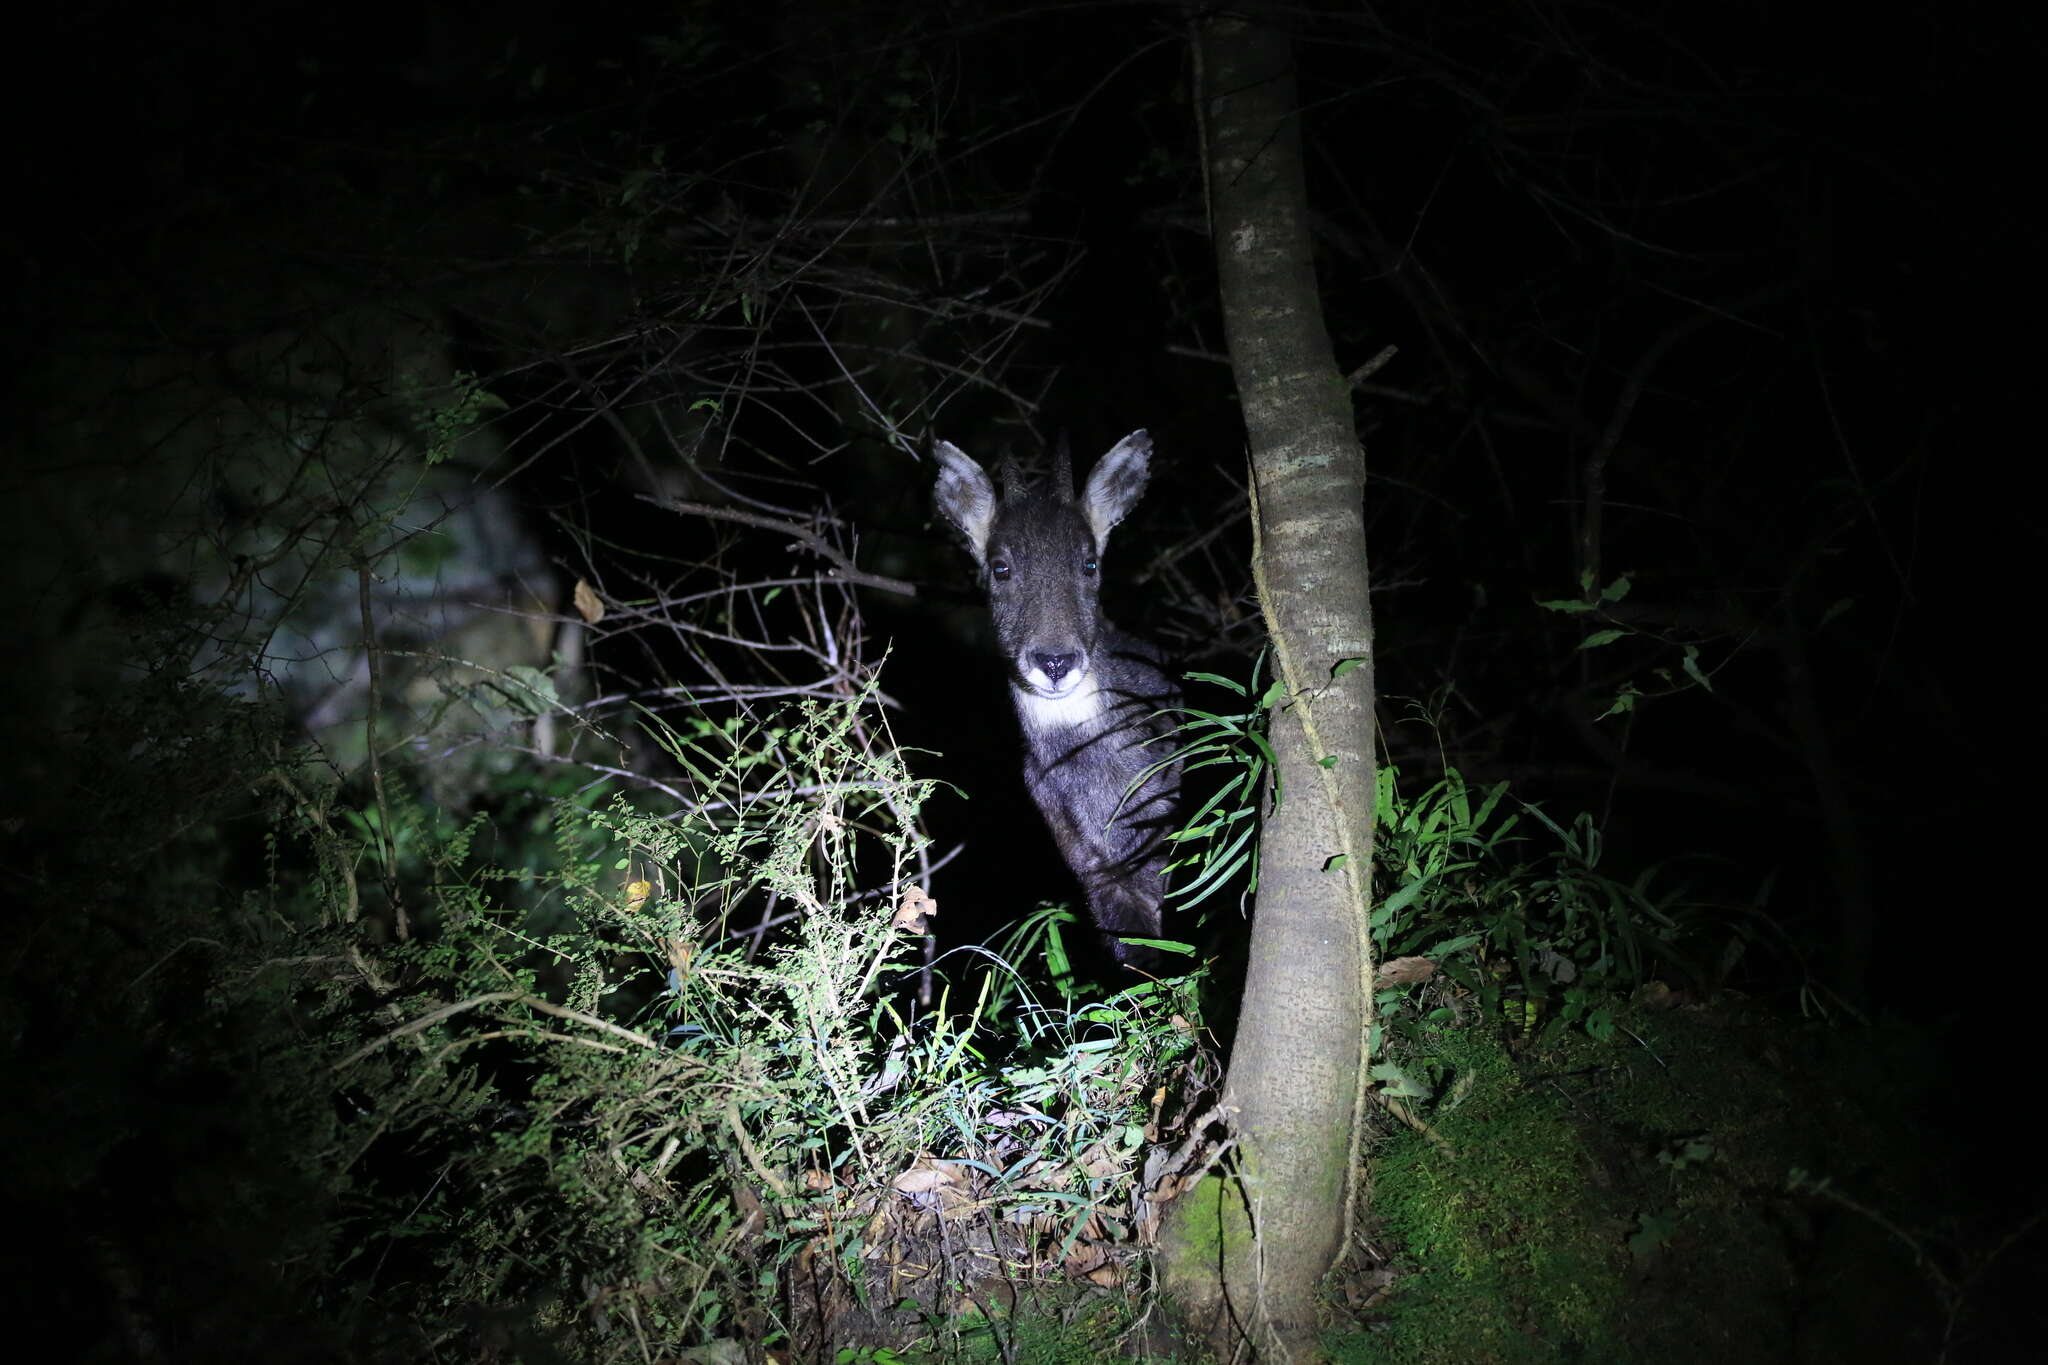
[1160,12,1379,1360]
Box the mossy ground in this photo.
[1334,1001,1952,1364]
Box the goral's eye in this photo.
[1081,558,1098,577]
[990,560,1012,582]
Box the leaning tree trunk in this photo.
[1159,11,1380,1361]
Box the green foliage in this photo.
[1146,664,1963,1361]
[1537,572,1715,716]
[1150,654,1282,912]
[843,1289,1173,1365]
[8,564,1964,1364]
[986,902,1090,995]
[944,1294,1169,1365]
[1158,659,1725,1061]
[404,369,507,467]
[289,683,1206,1360]
[1368,762,1719,1061]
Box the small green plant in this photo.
[1368,760,1710,1057]
[1537,570,1714,717]
[1147,652,1281,913]
[837,1346,909,1365]
[1154,660,1714,1061]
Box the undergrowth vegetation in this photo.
[266,679,1215,1360]
[1,550,2004,1364]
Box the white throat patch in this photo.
[1013,675,1103,734]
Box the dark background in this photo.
[3,0,2041,1357]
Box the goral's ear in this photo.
[932,440,997,560]
[1081,430,1152,544]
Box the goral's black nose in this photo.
[1033,652,1076,684]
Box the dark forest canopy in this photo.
[11,0,2031,987]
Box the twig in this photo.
[641,494,918,597]
[334,991,658,1069]
[726,1101,792,1202]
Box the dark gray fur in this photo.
[933,430,1181,970]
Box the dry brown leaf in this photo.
[572,578,605,624]
[892,884,937,933]
[1062,1243,1108,1276]
[892,1153,977,1218]
[1634,980,1689,1009]
[1375,955,1438,987]
[1077,1142,1121,1180]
